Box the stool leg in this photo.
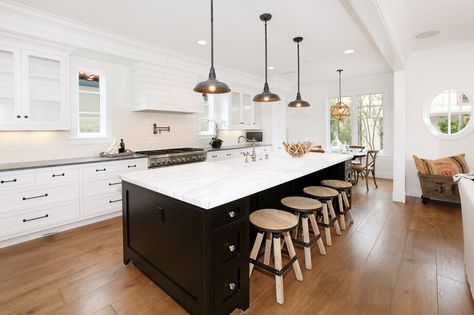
[342,191,354,223]
[284,231,303,281]
[309,213,326,255]
[249,232,264,277]
[301,215,312,270]
[264,232,272,265]
[322,203,332,246]
[328,200,342,235]
[338,193,346,230]
[293,212,301,238]
[273,233,284,304]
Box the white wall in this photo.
[405,46,474,196]
[286,73,394,179]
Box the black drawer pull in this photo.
[1,179,17,184]
[23,193,48,201]
[109,182,121,186]
[23,214,48,222]
[212,155,218,158]
[226,153,232,156]
[52,173,65,178]
[109,199,122,203]
[228,211,236,218]
[128,165,137,168]
[156,206,165,222]
[227,244,236,252]
[96,168,107,172]
[227,282,236,290]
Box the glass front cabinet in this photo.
[0,45,68,130]
[216,91,263,130]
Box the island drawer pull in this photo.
[1,179,17,184]
[128,165,137,168]
[227,244,236,252]
[227,282,237,290]
[228,211,236,218]
[109,182,121,186]
[23,214,48,222]
[52,173,65,178]
[96,168,107,172]
[23,193,48,201]
[109,199,122,203]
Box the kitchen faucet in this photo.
[237,135,246,144]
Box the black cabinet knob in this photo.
[16,115,21,119]
[24,115,28,119]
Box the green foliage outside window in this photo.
[437,119,468,134]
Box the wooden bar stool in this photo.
[249,209,303,304]
[281,196,326,270]
[321,179,354,230]
[303,186,341,246]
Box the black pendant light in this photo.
[193,0,231,94]
[253,13,281,103]
[288,37,310,108]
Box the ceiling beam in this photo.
[342,0,407,71]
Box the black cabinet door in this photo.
[126,185,205,306]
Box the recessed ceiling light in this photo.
[197,40,207,45]
[268,66,276,70]
[344,49,355,54]
[414,30,440,39]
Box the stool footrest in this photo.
[250,256,297,277]
[317,216,338,228]
[292,235,321,248]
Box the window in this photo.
[358,94,384,151]
[328,93,384,151]
[199,94,216,136]
[77,70,106,138]
[424,89,471,138]
[329,96,353,145]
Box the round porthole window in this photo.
[423,89,472,139]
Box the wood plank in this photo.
[438,276,474,315]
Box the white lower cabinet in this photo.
[0,157,147,247]
[206,145,272,162]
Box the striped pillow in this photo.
[413,154,470,176]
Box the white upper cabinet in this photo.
[0,47,21,128]
[0,45,69,130]
[216,90,263,130]
[130,62,204,113]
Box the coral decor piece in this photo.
[330,102,351,121]
[283,141,312,157]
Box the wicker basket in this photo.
[417,172,460,204]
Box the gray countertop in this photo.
[0,154,148,172]
[205,143,272,152]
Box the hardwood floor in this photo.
[1,179,473,315]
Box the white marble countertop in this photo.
[121,152,351,209]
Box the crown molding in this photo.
[0,0,294,90]
[410,41,474,58]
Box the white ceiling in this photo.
[396,0,474,52]
[9,0,392,82]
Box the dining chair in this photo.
[349,145,365,166]
[352,150,378,191]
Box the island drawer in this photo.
[214,261,246,315]
[212,198,249,229]
[214,218,248,269]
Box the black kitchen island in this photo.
[121,153,351,315]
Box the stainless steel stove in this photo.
[136,148,207,168]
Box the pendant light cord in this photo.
[264,20,268,84]
[210,0,214,70]
[338,69,342,103]
[297,41,300,93]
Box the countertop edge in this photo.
[0,155,148,173]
